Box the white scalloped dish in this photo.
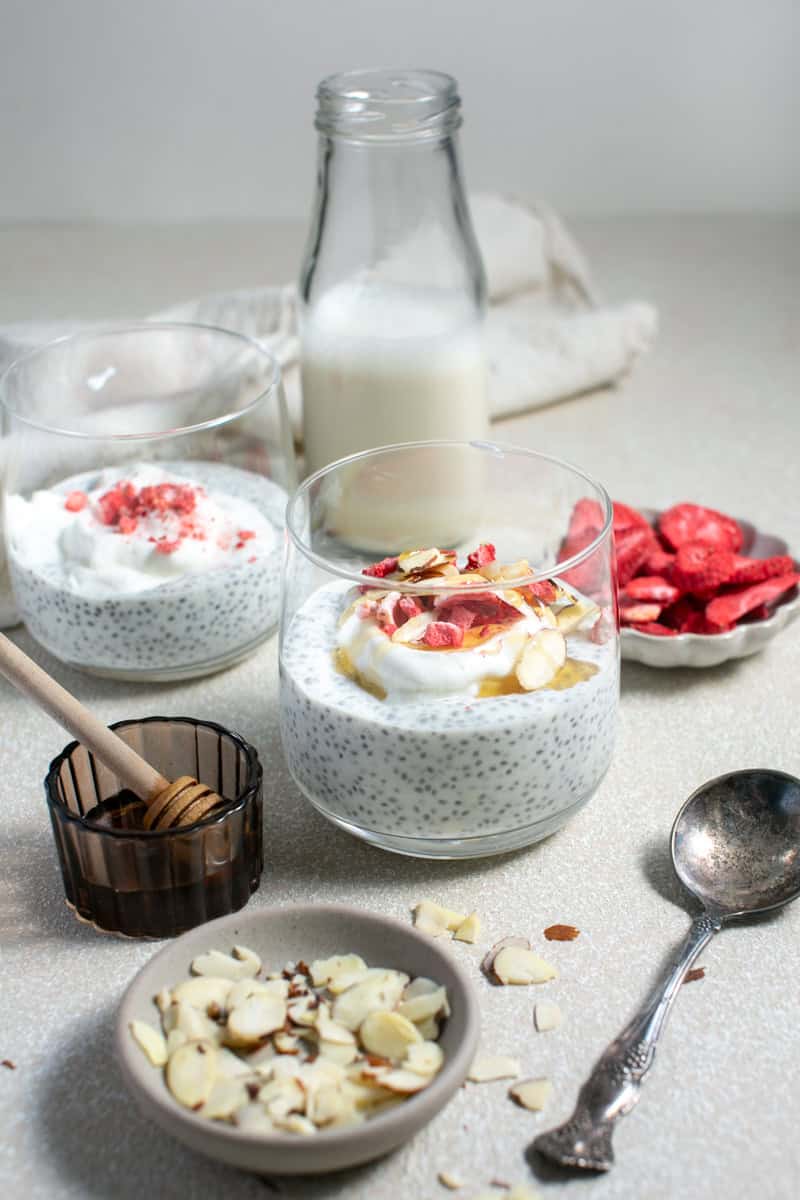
[621,514,800,668]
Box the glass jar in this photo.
[279,440,620,859]
[299,68,488,476]
[1,324,295,681]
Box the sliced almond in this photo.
[481,937,531,982]
[378,1068,431,1094]
[166,1029,188,1056]
[415,1015,440,1041]
[273,1031,301,1055]
[307,1082,349,1126]
[226,994,287,1047]
[515,628,567,691]
[190,949,259,982]
[316,1010,357,1046]
[318,1040,359,1066]
[273,1113,317,1136]
[493,946,558,986]
[214,1047,254,1078]
[556,600,598,633]
[166,1039,218,1109]
[509,1077,552,1112]
[261,1076,306,1119]
[534,1002,563,1032]
[228,977,288,1009]
[172,976,233,1011]
[129,1020,168,1067]
[233,944,262,972]
[201,1077,249,1121]
[397,986,449,1024]
[438,1172,464,1191]
[331,969,408,1032]
[310,954,368,992]
[468,1054,521,1083]
[391,612,434,644]
[402,976,441,1000]
[287,995,319,1027]
[246,1043,277,1075]
[508,1188,543,1200]
[398,548,443,573]
[360,1010,422,1061]
[413,899,467,937]
[174,1001,220,1043]
[404,1040,444,1076]
[234,1103,275,1133]
[453,911,481,943]
[154,987,172,1014]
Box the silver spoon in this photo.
[534,768,800,1172]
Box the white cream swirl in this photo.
[336,589,555,699]
[7,463,277,599]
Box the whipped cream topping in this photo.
[336,588,556,699]
[7,463,277,599]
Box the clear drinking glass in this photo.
[46,715,263,938]
[279,440,620,859]
[298,68,488,475]
[0,323,295,680]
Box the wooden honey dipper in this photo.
[0,633,224,830]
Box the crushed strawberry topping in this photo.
[64,490,88,512]
[423,621,464,648]
[362,556,399,579]
[465,543,496,570]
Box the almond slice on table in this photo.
[453,911,481,943]
[533,1002,563,1032]
[509,1077,552,1112]
[413,899,468,937]
[492,946,558,986]
[438,1170,464,1190]
[515,629,567,691]
[468,1055,521,1083]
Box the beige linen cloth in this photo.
[0,195,657,627]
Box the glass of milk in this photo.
[299,68,488,477]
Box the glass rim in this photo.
[285,438,614,593]
[315,66,461,142]
[45,715,263,840]
[0,321,282,443]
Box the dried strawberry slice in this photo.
[436,592,521,627]
[642,546,676,575]
[681,610,734,635]
[522,580,558,604]
[612,502,650,533]
[661,595,703,632]
[465,543,496,571]
[705,573,800,628]
[629,621,678,637]
[658,503,743,553]
[567,498,604,541]
[671,541,737,595]
[619,601,662,624]
[363,556,399,579]
[396,596,422,625]
[624,576,681,605]
[422,621,464,648]
[727,554,795,585]
[616,525,658,588]
[442,604,477,630]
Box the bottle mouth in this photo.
[315,67,462,142]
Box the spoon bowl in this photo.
[672,768,800,917]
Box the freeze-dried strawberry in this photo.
[671,541,737,595]
[64,490,88,513]
[706,573,800,628]
[616,525,658,587]
[396,596,422,625]
[522,580,558,604]
[642,546,676,575]
[682,610,733,635]
[567,498,604,541]
[442,605,477,630]
[661,595,703,632]
[362,556,399,578]
[742,604,771,621]
[465,543,496,570]
[436,592,521,627]
[658,503,743,553]
[727,554,795,586]
[613,501,650,533]
[624,576,681,605]
[629,621,678,636]
[423,621,464,648]
[619,601,662,624]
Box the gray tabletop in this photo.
[2,216,799,1200]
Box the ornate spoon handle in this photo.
[533,910,721,1172]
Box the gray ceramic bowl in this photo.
[621,512,799,668]
[116,904,480,1176]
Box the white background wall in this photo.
[1,0,797,223]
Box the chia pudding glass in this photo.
[280,441,620,859]
[1,324,295,680]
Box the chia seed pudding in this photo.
[7,461,287,680]
[280,545,619,857]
